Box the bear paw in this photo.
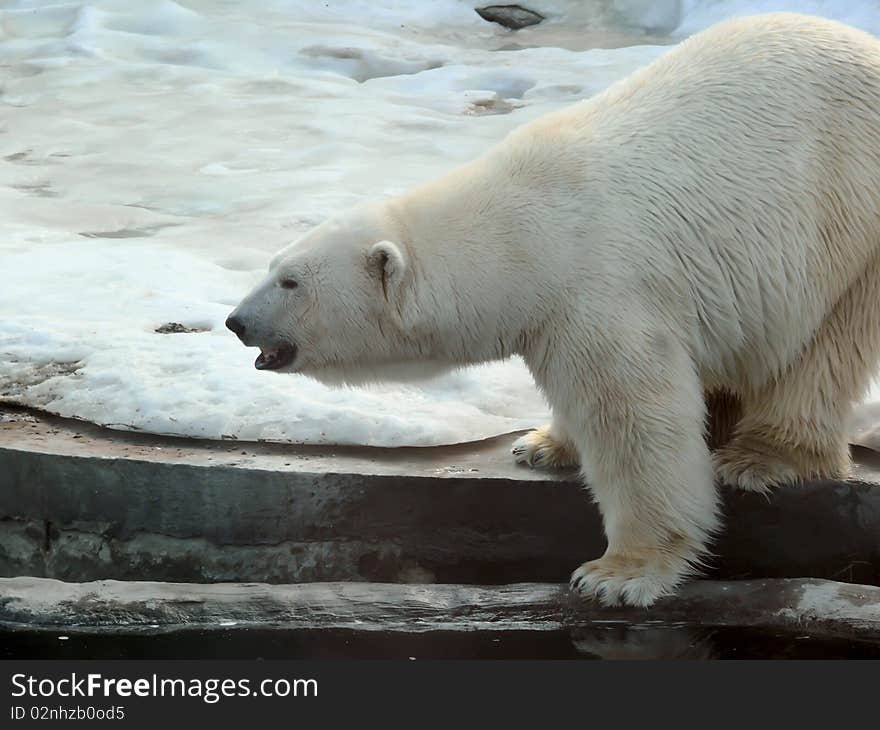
[569,553,683,607]
[511,426,578,470]
[712,445,799,494]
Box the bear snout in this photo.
[225,315,247,341]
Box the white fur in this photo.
[230,14,880,606]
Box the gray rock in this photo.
[154,322,208,334]
[476,5,545,30]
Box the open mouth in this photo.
[254,343,297,371]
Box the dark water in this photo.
[3,626,879,660]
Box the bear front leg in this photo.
[542,331,720,607]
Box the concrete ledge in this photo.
[1,577,879,644]
[2,406,880,585]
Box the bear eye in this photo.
[280,278,298,290]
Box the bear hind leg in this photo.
[715,257,880,492]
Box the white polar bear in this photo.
[228,13,880,606]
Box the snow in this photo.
[1,1,880,447]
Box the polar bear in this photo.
[227,13,880,606]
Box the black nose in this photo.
[225,315,246,339]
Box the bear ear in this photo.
[368,240,407,302]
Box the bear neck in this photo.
[388,156,562,365]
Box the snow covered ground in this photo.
[2,0,880,447]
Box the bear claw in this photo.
[569,556,681,607]
[511,428,578,470]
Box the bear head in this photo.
[226,203,458,385]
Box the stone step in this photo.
[2,405,880,586]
